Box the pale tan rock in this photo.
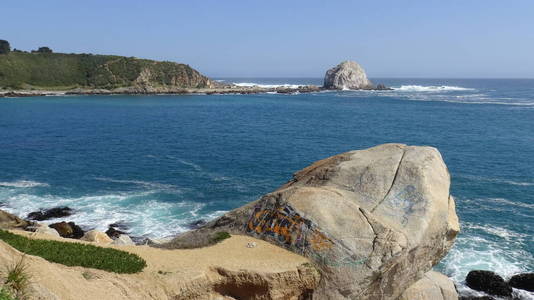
[81,230,113,244]
[399,271,459,300]
[35,224,61,238]
[164,144,460,300]
[111,234,134,246]
[0,209,33,229]
[324,60,374,90]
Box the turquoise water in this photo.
[0,78,533,289]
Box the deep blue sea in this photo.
[1,78,533,294]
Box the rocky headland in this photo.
[0,143,474,299]
[0,40,390,97]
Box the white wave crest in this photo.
[233,82,301,89]
[0,180,49,188]
[94,177,180,191]
[0,190,211,239]
[393,85,475,92]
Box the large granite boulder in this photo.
[162,144,460,299]
[324,60,374,90]
[399,271,459,300]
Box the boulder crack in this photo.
[371,148,406,213]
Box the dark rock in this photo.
[105,223,127,239]
[187,219,207,230]
[49,221,84,239]
[466,270,512,297]
[375,83,393,90]
[509,273,534,292]
[27,207,73,221]
[459,296,495,300]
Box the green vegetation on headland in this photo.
[0,230,146,274]
[0,40,211,90]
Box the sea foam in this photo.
[233,82,301,89]
[393,85,475,92]
[0,180,49,188]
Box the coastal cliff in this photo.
[0,51,212,90]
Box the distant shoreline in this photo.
[0,85,325,98]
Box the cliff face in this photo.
[0,52,212,90]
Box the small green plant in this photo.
[3,256,30,299]
[81,271,94,280]
[0,230,146,274]
[0,287,16,300]
[211,232,231,243]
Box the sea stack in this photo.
[323,60,374,90]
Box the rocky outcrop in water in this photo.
[465,270,512,297]
[509,273,534,292]
[324,60,373,90]
[27,206,73,221]
[162,143,460,299]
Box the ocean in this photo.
[1,78,533,296]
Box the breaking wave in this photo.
[0,180,49,188]
[393,85,475,92]
[233,82,301,89]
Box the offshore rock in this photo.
[465,270,512,297]
[509,273,534,292]
[27,206,73,221]
[324,60,374,90]
[162,143,460,299]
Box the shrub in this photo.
[0,40,10,55]
[0,230,146,274]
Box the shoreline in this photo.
[0,84,393,98]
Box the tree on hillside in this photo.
[0,40,10,54]
[33,47,53,53]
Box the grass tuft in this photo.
[0,230,146,274]
[4,256,30,299]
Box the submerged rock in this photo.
[162,143,460,299]
[509,273,534,292]
[49,221,84,239]
[27,206,73,221]
[465,270,512,297]
[399,271,458,300]
[323,60,374,90]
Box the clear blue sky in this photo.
[2,0,534,78]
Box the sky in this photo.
[2,0,534,78]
